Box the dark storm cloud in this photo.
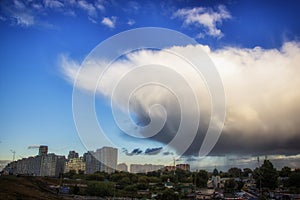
[210,130,300,156]
[62,42,300,158]
[122,147,164,156]
[144,147,163,155]
[122,148,143,156]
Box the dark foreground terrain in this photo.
[0,175,63,200]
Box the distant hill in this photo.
[0,160,10,171]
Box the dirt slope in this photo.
[0,176,63,200]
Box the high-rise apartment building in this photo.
[98,147,118,174]
[83,151,100,174]
[67,150,79,160]
[40,153,65,177]
[39,145,48,156]
[84,147,118,174]
[3,150,65,177]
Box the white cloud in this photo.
[127,19,135,26]
[63,10,76,17]
[173,5,231,38]
[101,16,116,28]
[65,0,76,5]
[32,3,43,11]
[6,0,36,26]
[43,0,64,9]
[88,17,97,24]
[59,54,81,84]
[1,0,107,27]
[61,42,300,156]
[13,0,26,10]
[209,42,300,141]
[78,0,97,18]
[13,12,35,26]
[95,0,105,12]
[0,15,7,21]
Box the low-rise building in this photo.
[165,165,176,171]
[117,163,128,172]
[176,164,190,171]
[165,164,190,172]
[130,164,164,173]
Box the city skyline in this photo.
[1,0,300,171]
[2,145,290,174]
[2,144,299,173]
[2,145,192,174]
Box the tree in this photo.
[175,168,188,183]
[237,181,244,191]
[219,171,229,178]
[138,175,149,184]
[118,177,131,189]
[254,160,278,190]
[86,182,114,197]
[161,174,177,183]
[289,171,300,188]
[110,172,127,182]
[157,189,179,200]
[280,166,291,177]
[224,179,236,194]
[195,170,208,188]
[72,185,80,195]
[64,169,76,179]
[243,168,253,177]
[147,170,161,178]
[148,176,160,183]
[124,184,138,192]
[130,173,138,183]
[85,173,104,181]
[228,167,242,178]
[213,168,219,176]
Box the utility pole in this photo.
[173,157,176,175]
[257,156,262,197]
[10,149,16,161]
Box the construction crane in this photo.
[10,149,16,161]
[27,145,40,149]
[28,145,40,155]
[172,157,182,175]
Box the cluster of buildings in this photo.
[129,164,165,173]
[165,164,190,172]
[3,145,65,177]
[3,146,118,177]
[64,150,85,174]
[3,145,191,177]
[117,163,191,174]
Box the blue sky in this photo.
[1,0,300,171]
